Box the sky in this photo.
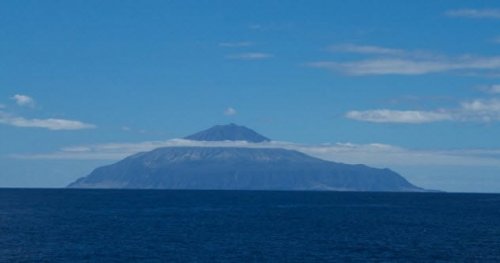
[1,0,500,192]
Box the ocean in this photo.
[1,189,499,262]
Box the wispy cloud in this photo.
[309,43,500,76]
[0,104,5,109]
[480,84,500,94]
[11,94,35,108]
[328,44,405,56]
[226,52,273,60]
[346,98,500,124]
[223,107,237,116]
[346,110,452,124]
[248,23,293,31]
[219,41,254,48]
[0,111,96,130]
[11,139,500,169]
[446,9,500,19]
[308,56,500,76]
[460,99,500,121]
[249,24,263,30]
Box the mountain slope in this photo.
[184,123,270,142]
[68,147,423,191]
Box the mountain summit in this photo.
[68,124,425,191]
[184,123,270,143]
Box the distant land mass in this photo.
[68,124,425,192]
[184,123,270,142]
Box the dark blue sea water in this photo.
[1,189,500,262]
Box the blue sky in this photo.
[1,0,500,192]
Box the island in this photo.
[68,124,424,191]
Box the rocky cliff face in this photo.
[68,124,424,191]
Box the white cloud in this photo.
[249,24,263,30]
[11,94,35,107]
[461,99,500,112]
[0,111,96,130]
[446,9,500,19]
[482,84,500,94]
[310,43,500,76]
[346,98,500,124]
[247,23,293,31]
[308,56,500,76]
[329,44,405,56]
[297,143,500,167]
[224,107,237,116]
[219,42,254,47]
[459,99,500,121]
[11,139,500,169]
[346,110,452,123]
[226,52,273,60]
